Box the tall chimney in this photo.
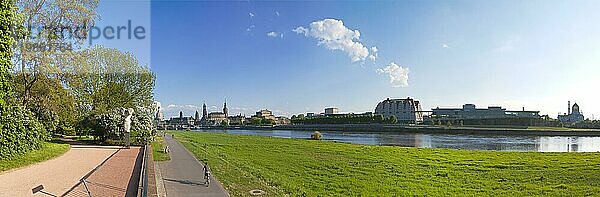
[568,101,571,115]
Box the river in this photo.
[193,129,600,152]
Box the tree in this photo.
[11,74,77,134]
[62,46,155,115]
[1,0,13,109]
[250,117,262,125]
[57,47,155,141]
[12,0,99,107]
[387,115,398,124]
[220,120,229,126]
[262,118,275,125]
[374,114,384,123]
[1,1,48,159]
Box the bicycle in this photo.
[203,163,211,186]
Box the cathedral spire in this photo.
[223,99,228,117]
[202,101,208,119]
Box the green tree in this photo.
[221,120,229,126]
[1,1,48,159]
[0,0,13,109]
[58,47,155,141]
[11,74,77,134]
[12,0,99,107]
[63,47,155,114]
[387,115,398,124]
[250,117,262,125]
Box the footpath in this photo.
[156,134,229,197]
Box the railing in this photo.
[138,139,149,197]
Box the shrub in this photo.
[0,106,48,159]
[311,131,322,140]
[82,107,155,144]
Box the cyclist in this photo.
[203,162,211,186]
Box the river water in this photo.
[194,129,600,152]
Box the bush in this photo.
[311,131,322,140]
[0,106,48,159]
[82,107,155,144]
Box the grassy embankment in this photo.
[0,142,70,173]
[152,135,170,161]
[172,131,600,196]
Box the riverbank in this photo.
[186,124,600,136]
[172,131,600,196]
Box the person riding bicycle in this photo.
[203,162,211,185]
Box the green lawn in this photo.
[172,131,600,196]
[0,142,70,172]
[152,135,170,161]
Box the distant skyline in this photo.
[99,0,600,119]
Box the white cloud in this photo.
[246,25,255,32]
[377,62,409,88]
[368,46,378,61]
[494,37,521,53]
[442,44,449,48]
[249,12,255,18]
[267,31,283,38]
[370,46,378,53]
[163,104,202,118]
[293,19,375,62]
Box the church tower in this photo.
[195,111,200,121]
[223,99,229,117]
[202,102,208,119]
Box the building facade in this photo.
[431,104,540,120]
[375,97,423,123]
[558,101,584,123]
[324,107,339,115]
[254,109,276,121]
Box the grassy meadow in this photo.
[172,131,600,196]
[152,135,171,161]
[0,142,70,173]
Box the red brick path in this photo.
[64,147,143,197]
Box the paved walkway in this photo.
[0,145,143,197]
[0,145,118,196]
[63,147,143,197]
[156,134,229,197]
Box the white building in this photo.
[432,104,540,120]
[375,97,423,123]
[324,107,339,115]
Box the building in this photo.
[431,104,540,120]
[167,111,195,127]
[558,101,584,123]
[375,97,423,123]
[228,114,247,125]
[276,116,291,125]
[254,109,276,121]
[324,107,339,115]
[198,100,230,125]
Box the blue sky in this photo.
[96,0,600,119]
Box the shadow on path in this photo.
[163,178,205,186]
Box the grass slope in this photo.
[0,142,70,172]
[172,131,600,196]
[152,136,170,161]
